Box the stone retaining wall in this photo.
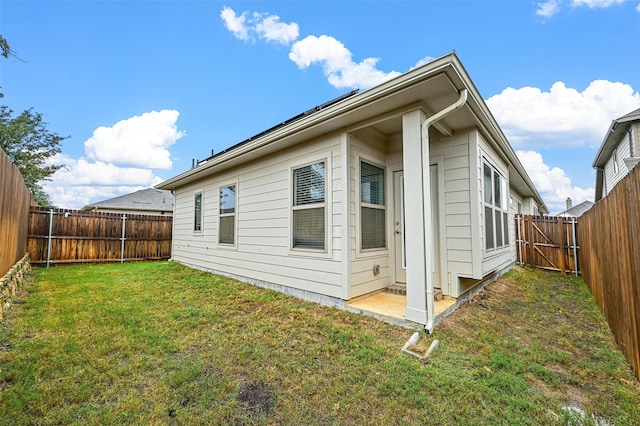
[0,254,30,320]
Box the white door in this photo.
[393,167,441,287]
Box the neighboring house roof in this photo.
[593,107,640,200]
[157,52,547,213]
[557,201,593,218]
[82,188,174,214]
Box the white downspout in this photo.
[421,88,468,334]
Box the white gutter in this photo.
[421,88,468,334]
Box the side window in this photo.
[194,192,203,232]
[219,184,236,245]
[360,161,386,250]
[292,161,326,250]
[483,161,509,251]
[483,164,494,250]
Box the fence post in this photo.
[120,214,127,263]
[517,215,523,265]
[558,216,566,275]
[572,217,578,277]
[46,209,54,268]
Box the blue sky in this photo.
[1,0,639,213]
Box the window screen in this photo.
[294,163,325,206]
[484,164,492,204]
[292,162,326,250]
[361,162,385,205]
[360,161,386,250]
[292,208,325,249]
[194,192,202,232]
[485,205,494,250]
[219,185,236,244]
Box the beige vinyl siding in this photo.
[348,135,390,298]
[509,190,524,263]
[632,123,640,156]
[603,133,632,196]
[171,136,345,298]
[519,197,538,216]
[430,132,473,296]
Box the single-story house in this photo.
[593,107,640,201]
[82,188,174,216]
[157,52,547,331]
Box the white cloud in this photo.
[45,156,165,209]
[571,0,628,8]
[84,110,184,170]
[536,0,632,18]
[517,150,594,213]
[44,110,184,209]
[220,6,250,41]
[52,158,161,186]
[254,13,299,45]
[486,80,640,148]
[411,56,436,70]
[536,0,562,17]
[220,6,298,45]
[289,35,401,90]
[220,7,411,90]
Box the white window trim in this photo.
[482,159,509,256]
[217,180,238,249]
[193,189,204,235]
[288,155,332,258]
[356,154,388,257]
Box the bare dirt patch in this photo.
[236,379,276,418]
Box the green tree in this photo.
[0,102,68,206]
[1,35,10,58]
[0,35,21,60]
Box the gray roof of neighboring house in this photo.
[82,188,174,213]
[593,107,640,169]
[558,200,594,217]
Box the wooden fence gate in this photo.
[515,215,580,276]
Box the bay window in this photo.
[484,161,508,251]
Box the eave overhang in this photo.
[593,109,640,169]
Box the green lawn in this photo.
[1,262,638,425]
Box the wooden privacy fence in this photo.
[27,207,172,265]
[515,214,580,276]
[578,164,640,381]
[0,150,33,278]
